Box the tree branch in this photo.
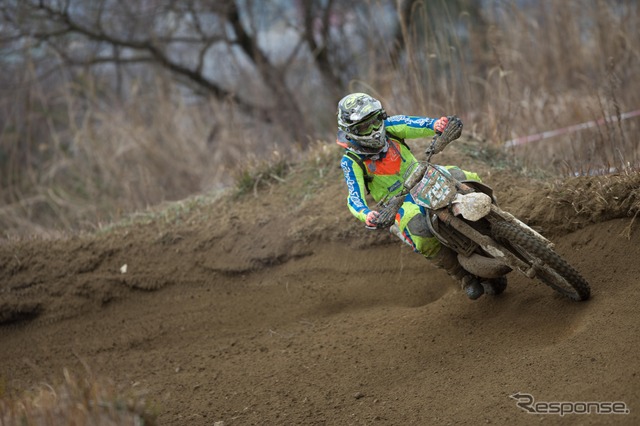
[29,1,271,120]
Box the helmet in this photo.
[337,93,388,155]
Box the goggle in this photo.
[350,111,385,136]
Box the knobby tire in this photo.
[491,221,591,301]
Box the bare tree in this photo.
[0,0,361,144]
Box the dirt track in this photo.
[1,143,639,425]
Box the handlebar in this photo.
[364,115,463,230]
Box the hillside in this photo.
[1,137,639,425]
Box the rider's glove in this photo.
[365,210,380,227]
[426,115,463,158]
[440,115,463,142]
[434,116,449,134]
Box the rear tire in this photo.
[491,221,590,301]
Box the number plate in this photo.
[410,165,456,209]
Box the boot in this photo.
[431,246,484,300]
[461,275,485,300]
[482,276,508,296]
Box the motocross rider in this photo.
[336,92,507,300]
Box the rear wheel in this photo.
[491,221,590,301]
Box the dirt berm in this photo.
[1,138,639,425]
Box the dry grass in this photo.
[232,140,343,199]
[0,368,156,426]
[374,0,639,172]
[551,172,640,238]
[507,171,640,238]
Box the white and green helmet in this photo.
[337,93,387,154]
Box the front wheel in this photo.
[491,221,590,301]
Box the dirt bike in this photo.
[370,117,591,301]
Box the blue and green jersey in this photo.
[338,115,439,222]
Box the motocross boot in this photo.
[431,246,484,300]
[461,275,485,300]
[481,276,508,296]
